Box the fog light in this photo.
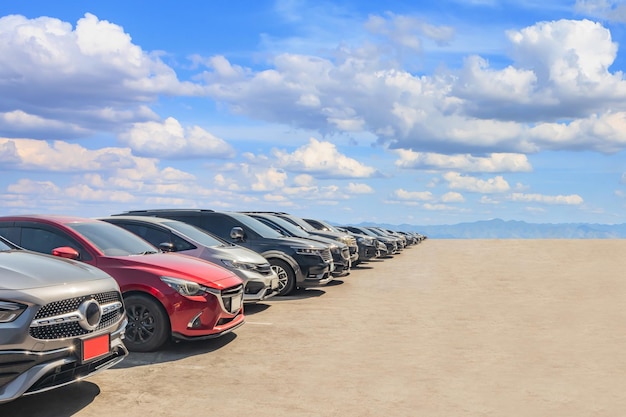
[188,312,202,329]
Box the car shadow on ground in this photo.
[244,302,271,315]
[265,287,326,301]
[114,331,239,369]
[0,381,100,417]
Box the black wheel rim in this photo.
[126,303,156,344]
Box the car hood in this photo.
[204,245,269,264]
[102,252,239,287]
[0,250,112,290]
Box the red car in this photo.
[0,215,245,352]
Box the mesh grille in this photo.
[30,291,124,340]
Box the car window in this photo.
[159,221,224,248]
[118,222,196,252]
[19,226,93,261]
[68,221,158,256]
[0,238,13,251]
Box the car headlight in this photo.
[357,236,374,245]
[160,276,207,296]
[294,247,322,256]
[0,301,27,323]
[221,259,257,271]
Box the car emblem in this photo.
[78,299,102,331]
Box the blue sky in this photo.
[2,0,626,226]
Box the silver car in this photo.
[0,236,128,404]
[100,216,280,303]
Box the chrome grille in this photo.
[30,291,124,340]
[221,284,244,314]
[340,247,350,261]
[321,248,332,263]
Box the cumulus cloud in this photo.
[393,189,434,201]
[508,193,584,205]
[347,182,374,194]
[395,150,532,172]
[443,172,511,193]
[118,117,235,159]
[198,16,626,155]
[0,13,200,138]
[273,138,378,178]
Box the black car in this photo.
[111,209,334,296]
[342,225,400,256]
[304,218,379,264]
[245,212,351,277]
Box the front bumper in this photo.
[0,319,128,404]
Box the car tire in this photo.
[123,294,170,352]
[269,259,296,296]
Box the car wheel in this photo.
[270,259,296,296]
[124,294,170,352]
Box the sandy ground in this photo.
[3,239,626,417]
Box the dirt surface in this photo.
[4,239,626,417]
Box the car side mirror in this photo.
[230,227,245,241]
[52,246,80,260]
[159,242,175,252]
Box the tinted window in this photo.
[161,220,226,248]
[68,222,158,256]
[117,222,195,252]
[19,226,92,261]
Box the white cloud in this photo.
[0,13,200,138]
[509,193,584,205]
[441,192,464,203]
[393,189,434,201]
[251,167,288,191]
[272,138,378,178]
[346,183,374,194]
[443,172,510,193]
[119,117,235,159]
[395,150,532,172]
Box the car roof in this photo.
[0,214,100,225]
[102,215,179,225]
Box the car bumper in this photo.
[0,319,128,404]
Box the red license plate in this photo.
[82,334,110,362]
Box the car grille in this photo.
[29,291,124,340]
[340,247,350,261]
[321,248,332,263]
[221,284,244,314]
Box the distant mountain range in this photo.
[355,218,626,239]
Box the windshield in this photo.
[315,219,339,232]
[281,214,315,232]
[228,212,284,239]
[257,215,309,238]
[0,237,14,251]
[163,220,227,247]
[69,221,159,256]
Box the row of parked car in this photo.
[0,209,425,404]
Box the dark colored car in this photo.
[111,209,334,296]
[99,216,279,303]
[0,235,127,403]
[0,215,245,352]
[304,218,379,264]
[342,225,400,256]
[252,212,359,266]
[244,212,351,277]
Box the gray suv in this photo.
[0,236,128,404]
[100,216,280,303]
